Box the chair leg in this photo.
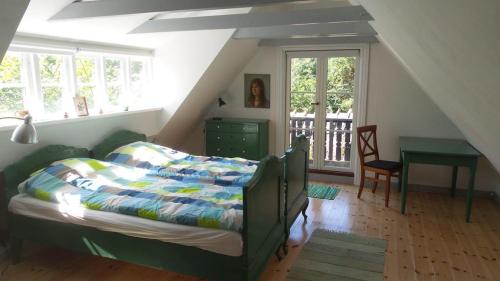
[373,173,379,193]
[384,174,391,207]
[357,169,365,199]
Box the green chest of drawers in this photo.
[205,118,269,161]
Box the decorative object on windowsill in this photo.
[124,106,129,112]
[244,73,271,109]
[73,96,89,116]
[0,115,38,144]
[99,107,104,115]
[15,110,30,119]
[64,112,69,119]
[217,98,226,107]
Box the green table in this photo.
[399,137,481,222]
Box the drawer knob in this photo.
[217,125,220,129]
[242,150,246,153]
[242,138,246,142]
[217,148,221,152]
[217,136,221,140]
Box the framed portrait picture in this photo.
[244,73,270,108]
[73,96,89,116]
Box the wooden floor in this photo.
[1,183,499,281]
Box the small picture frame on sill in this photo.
[73,96,89,116]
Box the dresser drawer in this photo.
[206,122,229,132]
[206,145,230,157]
[206,132,232,144]
[230,123,258,133]
[231,133,258,145]
[205,118,268,160]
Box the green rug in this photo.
[287,230,387,281]
[307,184,340,200]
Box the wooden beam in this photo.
[130,6,372,33]
[51,0,309,20]
[258,36,379,46]
[233,22,376,39]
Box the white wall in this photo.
[153,30,259,149]
[0,110,163,170]
[0,0,29,60]
[185,42,500,192]
[356,0,500,196]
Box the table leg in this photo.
[466,160,477,223]
[398,151,403,192]
[400,158,409,214]
[451,166,458,197]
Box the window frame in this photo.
[0,45,153,122]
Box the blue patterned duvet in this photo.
[19,158,244,232]
[104,142,259,187]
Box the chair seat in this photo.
[365,160,401,171]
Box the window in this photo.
[37,54,69,117]
[0,53,27,117]
[0,46,152,122]
[75,55,98,113]
[104,57,125,110]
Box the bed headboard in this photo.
[91,130,146,160]
[2,145,89,201]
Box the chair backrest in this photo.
[357,125,379,166]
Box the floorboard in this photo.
[1,183,499,281]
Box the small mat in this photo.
[287,230,387,281]
[307,184,340,200]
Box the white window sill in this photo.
[0,107,163,132]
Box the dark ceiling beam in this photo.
[130,6,372,33]
[51,0,309,20]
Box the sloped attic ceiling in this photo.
[0,0,30,60]
[356,0,500,174]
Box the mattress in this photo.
[8,194,242,257]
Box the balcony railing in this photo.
[289,111,353,166]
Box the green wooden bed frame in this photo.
[281,135,309,254]
[2,130,309,281]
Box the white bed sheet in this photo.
[8,194,242,256]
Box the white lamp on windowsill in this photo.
[0,115,38,144]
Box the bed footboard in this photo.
[242,155,284,281]
[282,135,309,244]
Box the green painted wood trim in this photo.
[91,130,146,160]
[9,214,245,281]
[400,137,481,157]
[282,135,309,238]
[3,145,89,201]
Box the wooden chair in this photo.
[357,125,402,207]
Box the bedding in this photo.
[9,194,242,256]
[104,141,258,187]
[19,158,244,232]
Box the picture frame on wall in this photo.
[73,96,89,116]
[244,73,270,108]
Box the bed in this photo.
[91,130,310,252]
[2,130,309,281]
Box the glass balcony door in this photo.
[286,50,359,172]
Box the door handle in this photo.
[311,102,320,105]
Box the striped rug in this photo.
[307,184,340,200]
[286,230,387,281]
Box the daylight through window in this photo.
[0,48,152,121]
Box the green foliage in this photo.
[290,57,355,114]
[42,87,63,113]
[0,88,24,115]
[39,55,62,83]
[76,56,95,83]
[105,58,121,82]
[0,54,22,83]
